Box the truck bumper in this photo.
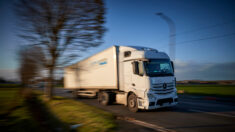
[137,94,178,110]
[146,100,178,110]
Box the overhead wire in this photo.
[176,32,235,46]
[175,19,235,36]
[155,18,235,45]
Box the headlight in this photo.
[174,90,178,96]
[147,93,156,99]
[174,77,177,87]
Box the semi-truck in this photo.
[64,46,178,112]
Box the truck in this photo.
[64,46,178,112]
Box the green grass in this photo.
[39,95,116,132]
[1,88,116,132]
[177,84,235,96]
[0,88,22,115]
[0,88,40,131]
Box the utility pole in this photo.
[156,12,176,61]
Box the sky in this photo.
[0,0,235,81]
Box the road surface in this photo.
[54,88,235,132]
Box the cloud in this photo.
[0,69,19,81]
[174,60,235,80]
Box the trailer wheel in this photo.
[98,92,110,105]
[128,93,138,112]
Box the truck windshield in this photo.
[144,59,174,77]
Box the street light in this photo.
[156,12,176,61]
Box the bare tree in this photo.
[18,46,44,87]
[15,0,106,99]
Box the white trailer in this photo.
[64,46,178,112]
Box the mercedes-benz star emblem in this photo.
[163,83,167,89]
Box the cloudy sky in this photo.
[0,0,235,81]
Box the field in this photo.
[0,84,22,88]
[177,84,235,96]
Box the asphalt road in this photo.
[54,88,235,132]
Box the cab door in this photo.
[131,61,146,98]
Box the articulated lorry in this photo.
[64,46,178,112]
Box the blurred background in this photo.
[1,0,235,132]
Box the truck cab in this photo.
[118,46,178,112]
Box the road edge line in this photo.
[117,116,176,132]
[189,109,235,118]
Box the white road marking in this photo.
[117,116,176,132]
[189,109,235,118]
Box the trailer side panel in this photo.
[64,46,118,90]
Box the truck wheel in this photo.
[98,92,110,105]
[128,94,138,112]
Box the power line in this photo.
[156,32,235,49]
[156,18,235,43]
[176,19,235,36]
[176,32,235,45]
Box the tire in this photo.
[98,91,110,105]
[128,93,138,112]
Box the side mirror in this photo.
[132,61,139,75]
[171,61,174,73]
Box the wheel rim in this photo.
[129,97,135,108]
[101,95,105,102]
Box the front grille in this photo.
[152,82,174,94]
[157,98,173,105]
[149,102,155,106]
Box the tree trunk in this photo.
[45,67,54,100]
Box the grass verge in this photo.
[1,88,116,132]
[37,93,116,132]
[177,84,235,97]
[0,88,41,131]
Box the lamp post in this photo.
[156,12,176,61]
